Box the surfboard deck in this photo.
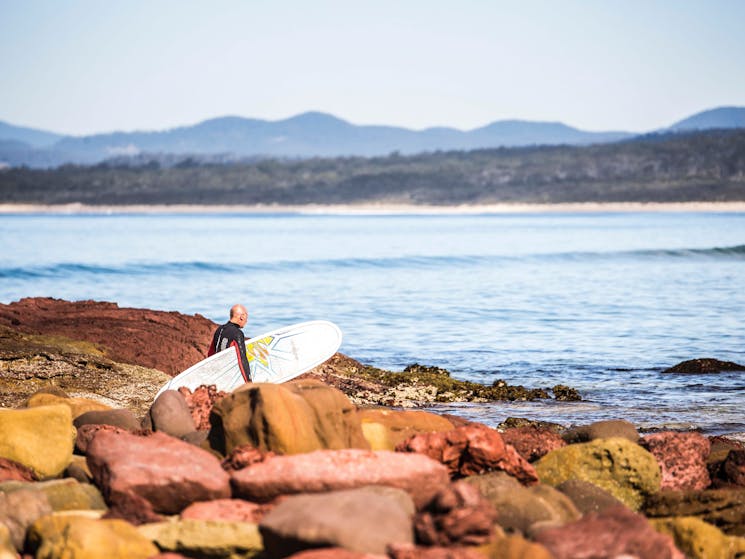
[154,320,342,398]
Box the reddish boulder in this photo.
[86,430,231,515]
[181,498,271,523]
[501,425,566,462]
[533,505,684,559]
[414,481,498,547]
[387,544,485,559]
[231,449,450,509]
[178,385,226,430]
[396,424,538,485]
[73,408,141,431]
[149,390,197,437]
[75,423,133,455]
[0,297,216,375]
[287,550,379,559]
[0,457,37,482]
[640,431,711,491]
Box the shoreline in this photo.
[2,201,745,215]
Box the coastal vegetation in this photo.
[1,129,744,205]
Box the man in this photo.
[208,304,251,382]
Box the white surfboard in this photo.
[154,320,342,398]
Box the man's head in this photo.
[229,304,248,328]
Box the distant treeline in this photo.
[1,129,744,205]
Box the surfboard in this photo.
[154,320,342,398]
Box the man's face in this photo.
[235,308,248,327]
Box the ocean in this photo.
[1,210,744,434]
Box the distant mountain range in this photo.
[1,106,744,168]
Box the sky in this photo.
[1,0,745,136]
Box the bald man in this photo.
[208,304,251,381]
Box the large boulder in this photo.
[358,408,455,450]
[663,358,745,374]
[396,423,538,485]
[562,419,639,444]
[138,519,263,558]
[181,499,271,523]
[86,430,231,515]
[643,488,745,536]
[1,478,106,512]
[640,431,711,491]
[0,488,52,551]
[0,404,74,479]
[500,425,566,462]
[73,408,141,431]
[149,390,197,438]
[208,380,369,455]
[28,514,159,559]
[231,449,450,509]
[535,437,661,511]
[259,486,415,557]
[651,516,745,559]
[555,478,627,515]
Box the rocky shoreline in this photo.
[2,298,745,558]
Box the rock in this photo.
[640,431,711,490]
[0,456,37,482]
[413,481,498,547]
[651,516,745,559]
[721,450,745,487]
[221,444,276,471]
[643,488,745,536]
[138,519,263,558]
[73,408,141,431]
[0,488,52,551]
[149,390,197,438]
[555,478,627,515]
[500,425,566,462]
[358,408,455,450]
[231,448,450,509]
[387,543,485,558]
[0,523,15,559]
[178,384,226,430]
[497,417,565,433]
[551,384,581,401]
[181,498,271,523]
[2,478,106,512]
[65,455,93,483]
[533,505,684,559]
[26,392,111,418]
[75,423,133,455]
[286,549,379,559]
[259,486,415,557]
[208,379,369,456]
[535,437,661,511]
[396,423,538,485]
[465,472,580,535]
[0,297,216,376]
[0,404,74,479]
[562,419,639,444]
[477,533,554,559]
[664,358,745,374]
[28,514,159,559]
[86,429,231,516]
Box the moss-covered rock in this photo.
[139,519,263,558]
[651,516,745,559]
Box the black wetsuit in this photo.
[208,321,251,381]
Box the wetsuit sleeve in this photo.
[236,330,251,381]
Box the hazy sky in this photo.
[2,0,744,136]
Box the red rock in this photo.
[0,297,216,375]
[181,498,272,523]
[75,423,133,455]
[221,444,276,472]
[640,431,711,491]
[231,449,450,509]
[388,543,485,559]
[0,457,37,482]
[86,430,231,515]
[501,425,566,462]
[178,385,226,430]
[287,550,377,559]
[533,505,684,559]
[396,424,538,485]
[414,481,498,547]
[722,450,745,486]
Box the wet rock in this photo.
[562,419,639,444]
[551,384,581,401]
[651,516,745,559]
[28,515,159,559]
[208,379,369,456]
[555,478,627,515]
[721,450,745,487]
[0,488,52,551]
[643,488,745,536]
[0,457,37,482]
[640,431,711,490]
[413,480,497,547]
[231,448,450,509]
[500,425,566,462]
[535,437,661,511]
[86,429,231,516]
[497,417,565,433]
[178,384,226,430]
[358,408,455,450]
[138,519,263,558]
[181,498,271,523]
[396,423,538,485]
[73,408,141,431]
[0,297,216,375]
[259,486,415,556]
[533,505,684,559]
[0,403,74,479]
[149,390,197,438]
[664,358,745,374]
[465,472,580,535]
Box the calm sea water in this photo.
[1,211,744,434]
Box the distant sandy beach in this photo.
[2,201,745,215]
